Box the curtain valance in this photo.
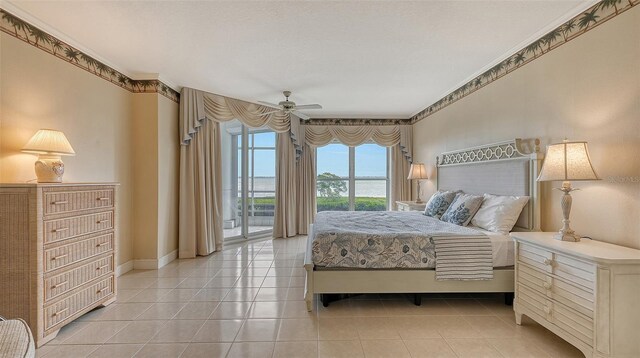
[304,124,412,162]
[180,87,302,144]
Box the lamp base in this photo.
[554,230,581,242]
[34,155,65,183]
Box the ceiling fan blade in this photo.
[258,101,281,109]
[294,104,322,110]
[292,110,310,120]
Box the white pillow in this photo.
[471,194,529,234]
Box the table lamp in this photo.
[22,129,75,183]
[407,162,428,204]
[537,140,600,242]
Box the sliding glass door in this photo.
[221,120,275,241]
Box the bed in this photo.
[303,138,543,311]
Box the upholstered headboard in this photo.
[436,139,543,231]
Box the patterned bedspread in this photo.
[311,211,487,269]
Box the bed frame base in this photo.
[304,262,514,312]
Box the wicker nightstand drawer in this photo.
[44,232,113,272]
[44,254,114,302]
[43,188,114,216]
[44,211,113,244]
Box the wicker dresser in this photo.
[0,183,118,347]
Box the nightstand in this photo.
[395,201,426,212]
[511,232,640,358]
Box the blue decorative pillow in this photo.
[441,193,484,226]
[423,191,457,219]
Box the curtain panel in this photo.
[179,87,306,257]
[304,124,412,162]
[273,132,298,238]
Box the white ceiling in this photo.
[6,1,596,119]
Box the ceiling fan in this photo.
[258,91,322,120]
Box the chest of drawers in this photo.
[0,183,118,347]
[512,232,640,358]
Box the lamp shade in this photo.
[22,129,75,156]
[407,163,428,180]
[537,140,599,182]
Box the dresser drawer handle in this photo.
[96,287,109,294]
[96,197,110,201]
[543,259,555,266]
[96,242,110,247]
[543,306,552,314]
[52,228,69,233]
[51,200,68,205]
[51,254,68,261]
[52,307,68,316]
[543,282,552,289]
[96,264,110,271]
[96,219,111,224]
[51,281,68,289]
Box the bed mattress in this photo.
[311,211,514,269]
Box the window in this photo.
[316,143,389,211]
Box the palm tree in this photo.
[561,19,577,41]
[50,38,64,55]
[28,26,51,47]
[64,46,80,63]
[2,11,30,42]
[578,9,599,32]
[137,80,155,91]
[117,74,130,87]
[541,28,562,52]
[502,58,513,73]
[514,52,526,66]
[80,53,97,72]
[490,62,504,80]
[95,62,108,76]
[524,40,542,58]
[599,0,622,15]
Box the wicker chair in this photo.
[0,316,35,358]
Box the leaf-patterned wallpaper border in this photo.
[2,1,637,120]
[0,9,180,103]
[410,0,639,124]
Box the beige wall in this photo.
[131,94,159,260]
[413,8,640,249]
[0,33,135,265]
[157,96,179,259]
[0,33,180,267]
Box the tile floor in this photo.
[36,236,584,358]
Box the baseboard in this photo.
[159,249,178,269]
[116,260,134,277]
[133,259,159,270]
[132,249,178,270]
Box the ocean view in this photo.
[244,177,388,198]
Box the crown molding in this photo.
[410,0,640,123]
[1,0,133,78]
[410,1,599,120]
[0,6,180,102]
